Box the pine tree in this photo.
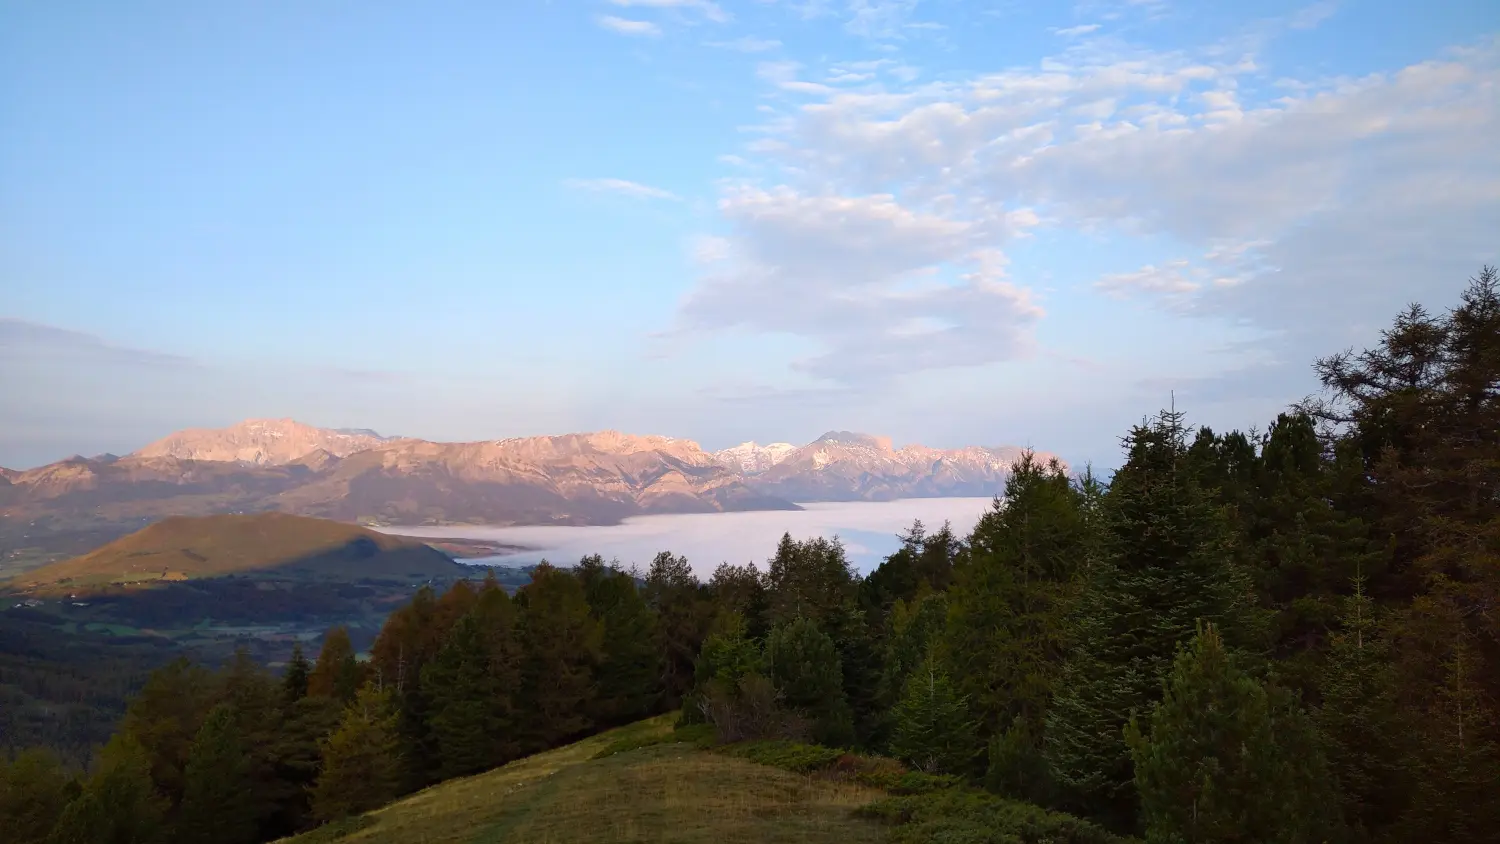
[282,643,312,706]
[643,551,708,707]
[1316,578,1410,836]
[766,616,852,746]
[175,704,257,844]
[764,534,858,629]
[708,562,768,639]
[1046,410,1252,829]
[0,748,73,844]
[517,563,603,750]
[308,627,362,703]
[265,694,342,836]
[211,648,285,840]
[944,452,1086,746]
[116,658,215,811]
[1126,623,1339,844]
[421,613,503,780]
[582,565,661,726]
[472,572,522,764]
[890,651,979,776]
[48,733,166,844]
[312,686,402,823]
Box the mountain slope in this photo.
[281,716,887,844]
[133,418,392,465]
[736,430,1057,501]
[12,512,465,590]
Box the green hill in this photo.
[12,512,468,592]
[283,716,890,844]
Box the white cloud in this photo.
[1289,1,1338,30]
[596,15,662,36]
[679,29,1500,402]
[1054,23,1102,37]
[672,186,1043,383]
[707,36,783,52]
[564,177,681,201]
[608,0,731,23]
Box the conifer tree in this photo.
[312,686,401,823]
[308,626,362,703]
[945,452,1085,745]
[582,565,660,726]
[175,704,256,844]
[708,562,768,638]
[0,748,73,844]
[764,534,857,629]
[643,551,708,707]
[282,643,312,706]
[1316,578,1410,835]
[766,616,852,746]
[116,658,215,811]
[517,563,603,750]
[472,571,523,763]
[48,733,165,844]
[890,651,979,776]
[421,613,503,780]
[1126,623,1339,844]
[1046,409,1251,829]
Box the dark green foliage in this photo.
[282,644,312,705]
[48,733,166,844]
[176,704,257,844]
[890,652,979,776]
[1126,623,1339,844]
[0,748,73,844]
[116,658,215,810]
[1316,579,1411,835]
[307,627,361,703]
[860,521,962,626]
[945,453,1086,750]
[1047,409,1252,828]
[766,616,853,746]
[764,533,858,629]
[717,740,845,772]
[421,613,504,780]
[643,551,710,707]
[856,788,1124,844]
[516,562,603,750]
[708,562,769,639]
[311,687,401,823]
[581,562,661,726]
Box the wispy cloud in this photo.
[1054,23,1102,36]
[707,36,783,52]
[608,0,731,24]
[596,15,662,36]
[1289,1,1338,30]
[564,177,681,201]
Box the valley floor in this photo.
[284,715,888,844]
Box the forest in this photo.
[2,267,1498,844]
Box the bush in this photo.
[713,735,1119,844]
[718,740,844,773]
[856,789,1126,844]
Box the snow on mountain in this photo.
[712,441,799,475]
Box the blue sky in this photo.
[2,0,1497,470]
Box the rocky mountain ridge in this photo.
[1,420,1055,547]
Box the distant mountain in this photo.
[133,418,393,465]
[2,421,1051,547]
[11,512,466,592]
[713,441,799,475]
[728,430,1058,502]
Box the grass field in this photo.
[284,714,890,844]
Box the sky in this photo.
[2,0,1497,471]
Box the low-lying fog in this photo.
[380,498,997,577]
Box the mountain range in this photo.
[0,419,1057,536]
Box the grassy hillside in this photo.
[285,715,890,844]
[11,512,468,591]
